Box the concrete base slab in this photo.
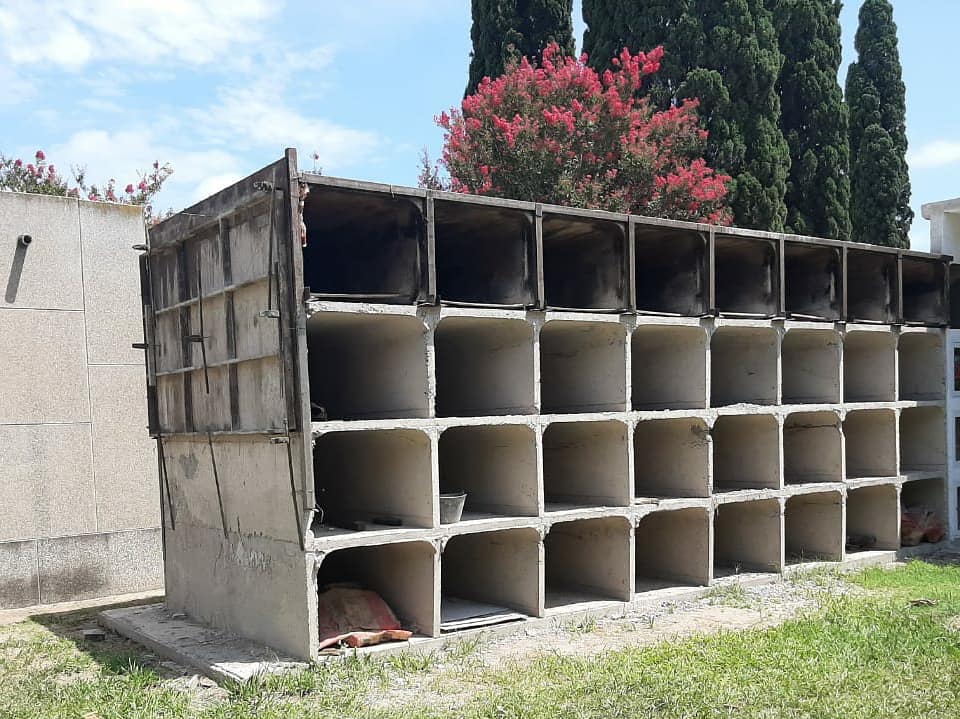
[101,541,956,684]
[99,604,307,683]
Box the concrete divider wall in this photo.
[0,192,161,609]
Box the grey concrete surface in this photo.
[144,164,949,663]
[0,192,160,609]
[37,528,162,604]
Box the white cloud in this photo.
[0,1,277,70]
[908,140,960,169]
[194,84,381,172]
[191,173,245,202]
[47,128,244,212]
[0,65,35,106]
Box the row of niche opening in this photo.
[307,315,944,420]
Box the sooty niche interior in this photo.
[634,227,707,316]
[784,243,841,319]
[302,186,426,302]
[714,236,778,316]
[541,214,628,310]
[434,200,536,306]
[846,250,896,323]
[902,257,947,325]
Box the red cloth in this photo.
[316,585,412,650]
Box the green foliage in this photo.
[466,0,575,96]
[583,0,791,232]
[3,562,960,717]
[846,0,912,247]
[773,0,851,240]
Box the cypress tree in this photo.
[774,0,850,240]
[466,0,575,96]
[582,0,791,231]
[846,0,912,247]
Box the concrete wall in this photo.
[0,192,160,609]
[922,197,960,537]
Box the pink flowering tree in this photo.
[424,44,732,224]
[0,150,173,224]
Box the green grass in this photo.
[2,561,959,718]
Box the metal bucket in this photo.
[439,491,467,524]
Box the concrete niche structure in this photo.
[134,150,950,661]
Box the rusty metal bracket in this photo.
[272,259,305,551]
[265,169,278,312]
[195,264,211,394]
[156,436,176,530]
[206,430,229,538]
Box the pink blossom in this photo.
[138,180,148,192]
[125,184,135,194]
[35,150,45,161]
[14,159,22,168]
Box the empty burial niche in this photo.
[900,407,947,473]
[635,508,711,592]
[313,429,432,530]
[631,325,707,410]
[434,199,536,307]
[902,257,947,325]
[441,529,540,631]
[439,425,538,519]
[784,242,841,320]
[307,312,428,420]
[899,333,945,400]
[634,418,710,499]
[435,317,535,417]
[545,518,632,609]
[540,321,627,413]
[847,250,896,323]
[785,492,843,563]
[843,331,897,402]
[781,329,841,404]
[846,485,899,552]
[714,500,782,575]
[900,477,949,533]
[543,420,631,509]
[714,235,778,316]
[541,213,628,310]
[844,410,898,479]
[709,326,778,406]
[783,412,842,484]
[316,542,436,639]
[712,415,780,491]
[302,185,426,302]
[633,226,707,315]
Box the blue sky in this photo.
[2,1,956,249]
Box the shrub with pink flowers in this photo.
[425,43,732,224]
[0,150,173,223]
